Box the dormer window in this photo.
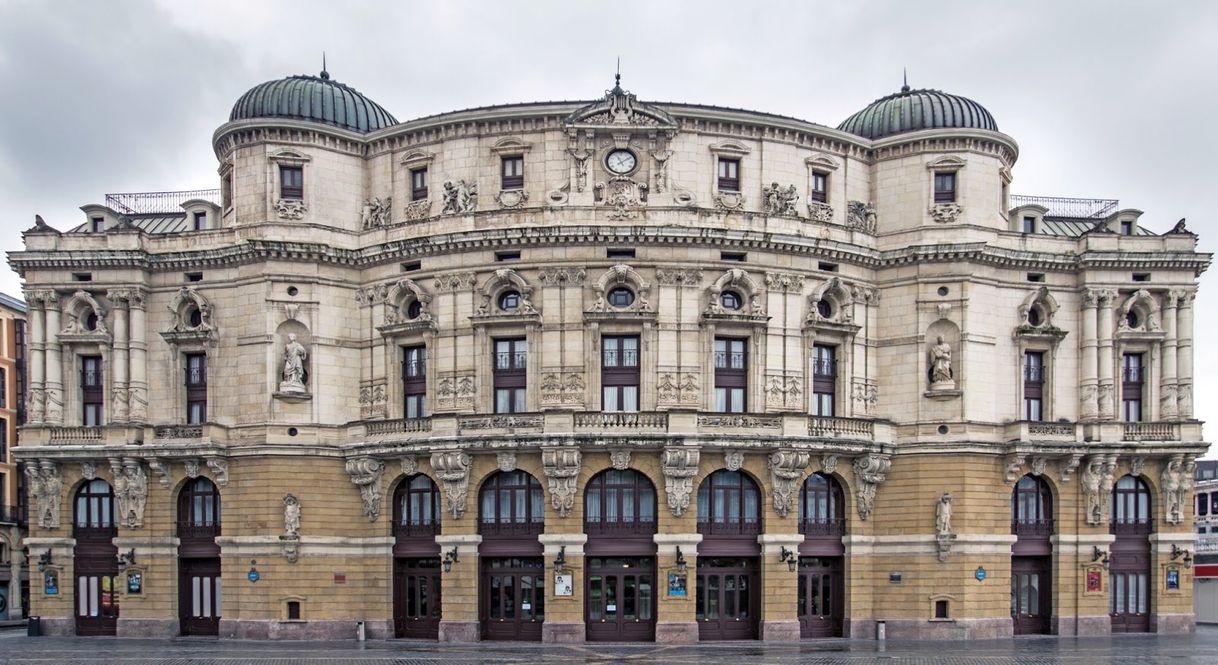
[810,172,828,203]
[934,173,956,203]
[90,217,104,233]
[280,166,303,200]
[1022,216,1036,234]
[718,158,740,192]
[501,156,524,190]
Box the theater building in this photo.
[10,69,1209,641]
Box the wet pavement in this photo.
[0,625,1215,663]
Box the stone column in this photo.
[127,290,147,422]
[108,290,130,422]
[43,292,63,424]
[538,533,587,644]
[1080,289,1099,419]
[758,533,803,640]
[653,533,702,644]
[435,534,481,642]
[1160,291,1179,420]
[27,293,46,422]
[1176,291,1195,418]
[1096,290,1116,420]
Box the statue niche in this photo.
[925,320,960,395]
[273,321,312,401]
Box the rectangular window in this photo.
[1199,493,1209,517]
[221,174,232,209]
[185,353,207,425]
[1022,216,1036,234]
[501,156,524,190]
[713,337,747,413]
[1121,353,1143,422]
[601,336,640,412]
[280,166,303,200]
[493,338,527,413]
[494,250,521,262]
[1120,220,1133,236]
[81,355,104,426]
[717,158,740,192]
[810,172,828,203]
[812,345,836,416]
[1023,351,1044,421]
[402,345,427,419]
[933,172,956,203]
[90,217,104,233]
[411,167,428,201]
[0,420,6,460]
[193,211,207,231]
[0,367,5,408]
[606,248,636,259]
[720,251,746,262]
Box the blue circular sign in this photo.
[975,566,987,581]
[248,569,260,583]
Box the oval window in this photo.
[816,299,833,319]
[84,312,98,331]
[607,287,635,309]
[1027,306,1043,327]
[498,290,521,312]
[1125,311,1140,329]
[407,300,423,319]
[720,291,743,311]
[188,307,203,328]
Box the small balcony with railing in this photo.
[175,520,221,541]
[798,517,847,537]
[478,518,544,538]
[1011,518,1055,537]
[585,517,658,538]
[393,519,441,539]
[697,517,762,537]
[1111,518,1154,536]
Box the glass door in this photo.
[585,557,655,642]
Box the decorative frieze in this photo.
[441,180,478,214]
[540,371,585,406]
[697,414,782,430]
[537,267,587,286]
[345,457,385,522]
[654,268,703,286]
[542,448,582,518]
[852,454,890,521]
[402,199,431,222]
[806,202,833,223]
[361,197,392,229]
[769,450,810,518]
[763,272,805,293]
[432,273,477,292]
[761,182,799,217]
[430,451,471,519]
[846,200,877,233]
[661,447,700,517]
[459,414,544,431]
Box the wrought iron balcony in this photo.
[584,518,658,537]
[176,522,221,540]
[393,520,441,538]
[799,518,847,537]
[479,519,544,538]
[1010,194,1118,219]
[105,189,220,215]
[1011,518,1055,536]
[1111,518,1153,535]
[697,518,761,537]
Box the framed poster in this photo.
[127,571,143,594]
[1086,569,1102,593]
[554,574,573,597]
[1166,568,1180,590]
[43,571,59,595]
[667,571,687,597]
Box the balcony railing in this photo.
[799,518,847,537]
[574,412,668,430]
[153,425,203,440]
[393,520,441,538]
[176,522,221,540]
[697,518,762,537]
[479,520,544,537]
[1010,194,1118,219]
[1123,422,1179,441]
[713,352,747,369]
[0,505,27,524]
[105,189,220,215]
[1111,519,1154,535]
[584,519,658,537]
[807,416,874,440]
[73,524,118,541]
[49,426,103,442]
[811,359,837,378]
[367,418,432,436]
[1011,519,1055,536]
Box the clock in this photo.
[605,149,637,175]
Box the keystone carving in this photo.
[661,448,700,517]
[610,450,631,471]
[769,450,810,518]
[723,451,744,472]
[542,448,582,518]
[852,454,890,521]
[400,455,418,477]
[345,457,385,522]
[497,451,518,473]
[430,451,471,519]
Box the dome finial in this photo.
[613,56,622,91]
[901,67,910,93]
[320,52,329,80]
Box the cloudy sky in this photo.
[1,0,1215,442]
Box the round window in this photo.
[937,286,949,297]
[720,291,743,311]
[816,299,833,319]
[607,287,635,308]
[84,312,98,331]
[407,300,423,319]
[1027,306,1043,327]
[287,286,299,297]
[188,307,203,328]
[1125,311,1140,329]
[498,290,521,312]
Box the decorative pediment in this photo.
[398,149,435,168]
[805,154,841,172]
[708,140,751,158]
[586,264,654,318]
[806,278,856,327]
[489,137,532,156]
[703,269,766,321]
[59,290,110,341]
[268,149,311,166]
[925,155,966,172]
[378,278,437,335]
[1015,286,1066,339]
[474,268,540,320]
[161,287,216,345]
[564,78,678,131]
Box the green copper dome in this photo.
[837,85,997,140]
[229,70,397,134]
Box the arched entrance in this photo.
[797,472,845,638]
[1110,475,1152,633]
[73,479,118,636]
[695,469,760,641]
[392,474,441,639]
[478,470,545,641]
[177,477,221,635]
[584,468,657,642]
[1011,474,1053,635]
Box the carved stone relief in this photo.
[345,457,385,522]
[1160,455,1194,526]
[283,494,302,537]
[661,448,700,517]
[846,201,877,233]
[205,457,229,487]
[806,202,833,223]
[435,372,476,410]
[361,197,392,229]
[761,183,799,217]
[713,192,746,212]
[769,450,810,518]
[929,202,963,224]
[430,451,471,519]
[275,199,306,220]
[27,460,62,529]
[432,273,477,292]
[183,459,201,479]
[402,199,432,222]
[111,458,147,528]
[655,268,703,286]
[820,454,838,475]
[359,383,388,420]
[495,189,529,209]
[441,180,478,214]
[852,455,890,520]
[610,450,631,471]
[540,371,586,406]
[147,459,171,488]
[400,455,418,477]
[279,333,309,394]
[542,448,582,518]
[723,451,744,472]
[496,451,518,473]
[851,379,878,415]
[595,177,648,220]
[765,373,803,410]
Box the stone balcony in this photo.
[1004,420,1202,444]
[1005,421,1080,444]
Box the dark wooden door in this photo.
[797,557,843,638]
[393,557,441,639]
[1109,550,1150,633]
[585,557,655,642]
[74,572,119,636]
[696,557,758,640]
[481,557,544,641]
[1011,556,1051,635]
[179,558,221,636]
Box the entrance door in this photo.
[481,557,544,641]
[179,558,221,636]
[75,573,119,636]
[394,557,441,639]
[1109,550,1150,633]
[696,557,758,641]
[1011,556,1051,635]
[797,557,843,638]
[586,557,655,642]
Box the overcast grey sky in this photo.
[1,0,1215,447]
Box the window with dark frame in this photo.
[810,172,828,203]
[402,345,427,419]
[601,336,640,412]
[411,167,429,201]
[1120,220,1133,236]
[394,474,440,536]
[176,477,220,537]
[81,355,104,426]
[717,158,740,192]
[90,217,104,233]
[799,472,845,535]
[74,478,115,533]
[933,172,956,203]
[280,166,304,200]
[0,419,7,460]
[185,353,207,425]
[713,337,747,413]
[221,174,232,209]
[1022,216,1036,234]
[1023,351,1044,421]
[0,367,6,408]
[584,469,657,536]
[493,338,527,414]
[501,156,524,190]
[1012,474,1054,535]
[812,344,836,416]
[1121,353,1144,422]
[479,470,544,534]
[696,469,760,535]
[193,211,207,231]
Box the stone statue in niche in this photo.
[935,493,953,534]
[928,336,955,388]
[284,494,301,537]
[279,333,309,394]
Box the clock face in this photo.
[606,149,637,174]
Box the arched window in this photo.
[74,479,115,537]
[177,477,221,538]
[394,474,441,537]
[1111,475,1152,534]
[1011,475,1053,535]
[696,470,760,536]
[584,469,657,536]
[799,473,845,536]
[479,470,544,536]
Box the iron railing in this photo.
[393,520,441,538]
[479,520,544,537]
[176,522,221,539]
[584,519,658,537]
[697,518,762,537]
[105,189,220,215]
[1010,194,1118,219]
[799,518,847,537]
[1011,518,1055,536]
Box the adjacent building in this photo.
[0,292,27,621]
[8,69,1210,641]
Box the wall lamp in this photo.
[36,549,53,572]
[553,545,567,572]
[442,546,460,573]
[779,546,797,572]
[1171,544,1193,569]
[674,546,687,574]
[1092,546,1110,570]
[117,548,137,566]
